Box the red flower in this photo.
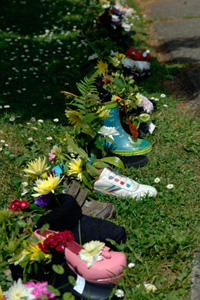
[9,199,20,211]
[19,200,29,209]
[39,231,75,253]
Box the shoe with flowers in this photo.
[125,46,151,61]
[34,229,127,285]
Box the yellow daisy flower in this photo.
[25,243,50,262]
[95,60,109,76]
[68,157,83,181]
[24,157,50,180]
[65,109,82,128]
[32,174,62,197]
[115,53,126,59]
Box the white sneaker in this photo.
[93,168,157,200]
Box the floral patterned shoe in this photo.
[62,180,116,219]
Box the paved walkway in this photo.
[136,1,200,299]
[140,0,200,115]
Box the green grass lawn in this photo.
[0,0,200,299]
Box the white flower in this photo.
[138,95,154,113]
[167,184,174,189]
[102,4,110,9]
[88,53,98,61]
[32,103,37,106]
[53,145,59,150]
[30,117,36,122]
[114,289,124,298]
[160,93,166,98]
[9,117,15,122]
[38,119,44,123]
[46,136,53,140]
[1,140,5,143]
[128,262,135,269]
[22,182,28,187]
[79,241,105,268]
[154,98,159,101]
[163,104,168,107]
[154,177,160,183]
[47,95,52,99]
[28,137,33,141]
[0,147,3,151]
[4,105,10,108]
[3,278,35,300]
[150,97,155,100]
[98,126,119,140]
[31,127,38,130]
[144,282,157,293]
[53,118,59,122]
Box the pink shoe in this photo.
[34,229,127,284]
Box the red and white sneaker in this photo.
[94,168,157,200]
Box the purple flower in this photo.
[25,281,56,300]
[34,194,52,208]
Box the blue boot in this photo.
[103,101,152,155]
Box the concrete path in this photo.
[140,0,200,113]
[136,1,200,299]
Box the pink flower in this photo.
[25,281,56,300]
[139,96,154,114]
[49,149,56,164]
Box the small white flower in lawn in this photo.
[154,177,160,183]
[0,106,2,109]
[167,184,174,189]
[9,117,15,122]
[4,105,10,108]
[46,136,53,140]
[28,137,33,141]
[53,118,59,122]
[114,289,124,298]
[1,140,5,143]
[144,282,157,293]
[154,98,159,101]
[53,145,58,150]
[38,119,44,123]
[32,104,37,106]
[0,147,3,151]
[150,97,155,100]
[47,96,52,99]
[128,262,135,269]
[22,182,28,187]
[163,104,168,107]
[31,117,36,122]
[17,90,21,94]
[31,127,38,130]
[5,144,9,147]
[160,93,166,98]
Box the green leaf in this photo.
[52,264,65,274]
[63,292,75,300]
[99,156,124,169]
[64,132,89,160]
[86,163,101,179]
[46,285,61,296]
[114,77,126,88]
[82,172,93,189]
[138,113,150,123]
[16,220,27,227]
